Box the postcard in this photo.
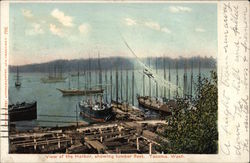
[0,1,249,162]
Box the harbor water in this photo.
[9,68,214,130]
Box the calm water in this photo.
[9,68,214,130]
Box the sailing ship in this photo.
[8,101,37,122]
[57,88,104,96]
[78,53,114,122]
[56,57,104,96]
[41,65,66,83]
[15,66,21,87]
[137,95,173,115]
[79,94,114,122]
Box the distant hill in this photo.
[9,56,216,73]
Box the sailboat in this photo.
[79,93,113,122]
[57,86,104,96]
[78,53,114,122]
[15,66,21,87]
[41,65,66,83]
[137,57,172,115]
[111,66,122,106]
[57,56,104,96]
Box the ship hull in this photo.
[79,104,113,122]
[57,88,104,96]
[138,98,158,111]
[9,101,37,122]
[15,82,21,87]
[137,96,171,115]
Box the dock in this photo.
[9,117,168,154]
[8,95,171,154]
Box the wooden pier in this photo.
[9,118,167,154]
[9,101,169,154]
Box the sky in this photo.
[10,3,217,65]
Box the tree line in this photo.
[9,56,216,73]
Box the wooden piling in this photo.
[149,142,152,155]
[136,137,139,151]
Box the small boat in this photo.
[79,95,114,122]
[8,101,37,122]
[137,95,172,115]
[15,81,21,87]
[57,88,104,96]
[15,66,21,88]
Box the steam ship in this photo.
[79,96,114,122]
[8,101,37,122]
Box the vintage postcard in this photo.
[0,1,249,162]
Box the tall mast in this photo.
[198,57,201,95]
[77,63,80,90]
[168,61,171,100]
[126,68,128,103]
[88,56,91,89]
[98,53,102,106]
[176,60,178,97]
[98,52,102,90]
[143,67,145,96]
[84,61,87,102]
[85,68,87,90]
[48,65,51,78]
[16,66,19,83]
[110,69,113,102]
[163,56,166,98]
[155,57,158,97]
[68,72,71,89]
[59,64,62,78]
[148,57,151,97]
[54,65,56,78]
[190,59,193,99]
[105,69,108,102]
[120,66,123,101]
[116,66,118,104]
[132,67,135,105]
[183,59,187,98]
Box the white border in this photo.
[0,1,9,162]
[1,1,249,163]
